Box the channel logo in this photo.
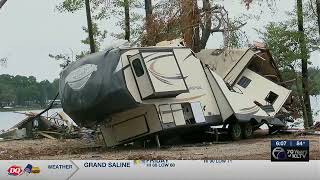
[271,140,309,161]
[272,147,287,160]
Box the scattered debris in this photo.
[0,111,82,141]
[37,131,57,140]
[315,122,320,131]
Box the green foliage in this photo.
[260,16,320,96]
[287,0,320,50]
[56,0,84,12]
[56,0,142,44]
[0,57,7,67]
[81,22,108,52]
[227,18,249,48]
[309,67,320,95]
[280,67,320,96]
[259,22,308,68]
[51,0,143,63]
[0,75,59,108]
[48,53,71,68]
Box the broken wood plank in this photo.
[38,132,56,140]
[39,131,62,135]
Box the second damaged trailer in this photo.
[59,46,292,147]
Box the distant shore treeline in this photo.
[0,74,59,108]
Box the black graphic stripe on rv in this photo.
[237,109,260,117]
[149,69,188,80]
[148,70,173,85]
[149,60,189,80]
[143,52,160,59]
[240,105,259,111]
[121,64,131,71]
[183,52,193,61]
[146,54,173,63]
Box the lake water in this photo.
[0,97,319,131]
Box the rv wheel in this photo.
[229,123,242,141]
[241,123,253,139]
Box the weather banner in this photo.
[0,160,319,180]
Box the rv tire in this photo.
[228,122,242,141]
[241,123,253,139]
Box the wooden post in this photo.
[155,134,161,148]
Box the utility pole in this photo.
[85,0,96,54]
[297,0,313,128]
[0,0,8,9]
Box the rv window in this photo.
[132,58,144,77]
[237,76,251,88]
[265,91,278,104]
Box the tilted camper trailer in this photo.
[59,46,291,147]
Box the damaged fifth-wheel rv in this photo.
[59,44,292,147]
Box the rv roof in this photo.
[197,48,284,85]
[196,48,259,80]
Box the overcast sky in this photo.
[0,0,319,82]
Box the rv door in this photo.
[129,54,154,99]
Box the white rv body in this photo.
[99,47,291,147]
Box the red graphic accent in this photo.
[8,165,23,176]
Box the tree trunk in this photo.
[200,0,212,50]
[144,0,153,46]
[181,0,200,52]
[143,0,155,46]
[0,0,8,9]
[297,0,313,128]
[145,0,152,31]
[124,0,130,41]
[85,0,96,53]
[317,0,320,36]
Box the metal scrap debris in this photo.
[0,111,80,140]
[315,122,320,131]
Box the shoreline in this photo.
[0,106,62,112]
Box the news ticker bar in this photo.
[1,160,319,180]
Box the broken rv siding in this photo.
[224,50,256,86]
[235,69,291,117]
[100,105,161,145]
[196,49,257,85]
[204,68,233,121]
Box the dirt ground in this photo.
[0,130,319,160]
